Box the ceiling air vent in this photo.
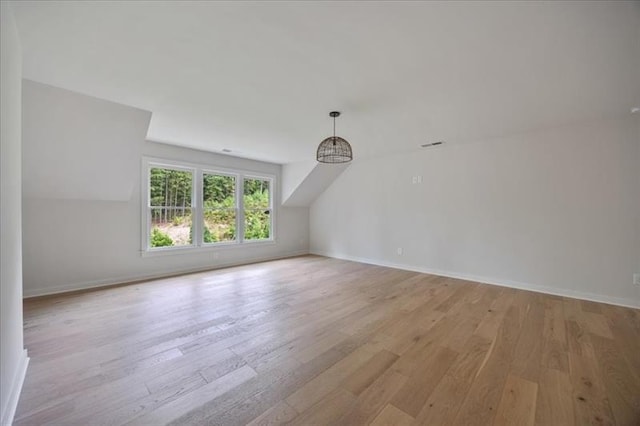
[421,141,445,148]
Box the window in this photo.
[148,166,194,248]
[243,177,272,241]
[203,173,237,243]
[143,158,274,253]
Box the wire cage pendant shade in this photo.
[317,111,353,163]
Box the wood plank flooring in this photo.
[14,255,640,425]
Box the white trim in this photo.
[140,239,276,258]
[23,250,309,298]
[1,349,29,426]
[310,250,640,309]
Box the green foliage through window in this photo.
[189,225,217,244]
[149,167,193,247]
[150,227,173,247]
[203,173,236,243]
[244,178,271,240]
[147,163,272,249]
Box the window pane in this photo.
[204,209,236,243]
[203,173,236,243]
[244,210,270,240]
[149,207,192,247]
[243,178,270,209]
[150,168,192,207]
[148,167,193,249]
[203,174,235,206]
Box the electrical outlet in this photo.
[412,176,417,184]
[634,273,640,286]
[213,252,220,260]
[397,247,403,255]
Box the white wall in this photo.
[311,116,640,308]
[22,82,309,297]
[22,80,151,201]
[1,3,29,424]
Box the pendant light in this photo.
[316,111,353,163]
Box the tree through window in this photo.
[149,167,193,248]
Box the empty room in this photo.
[1,1,639,425]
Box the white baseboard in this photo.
[23,250,309,298]
[311,250,640,309]
[1,349,29,426]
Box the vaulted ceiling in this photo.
[11,1,640,164]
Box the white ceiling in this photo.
[11,1,640,164]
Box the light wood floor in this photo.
[15,255,640,425]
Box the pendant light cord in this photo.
[333,115,336,145]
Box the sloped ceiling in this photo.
[282,161,350,207]
[11,1,640,164]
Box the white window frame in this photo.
[141,157,275,256]
[142,161,197,254]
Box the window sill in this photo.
[140,239,276,257]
